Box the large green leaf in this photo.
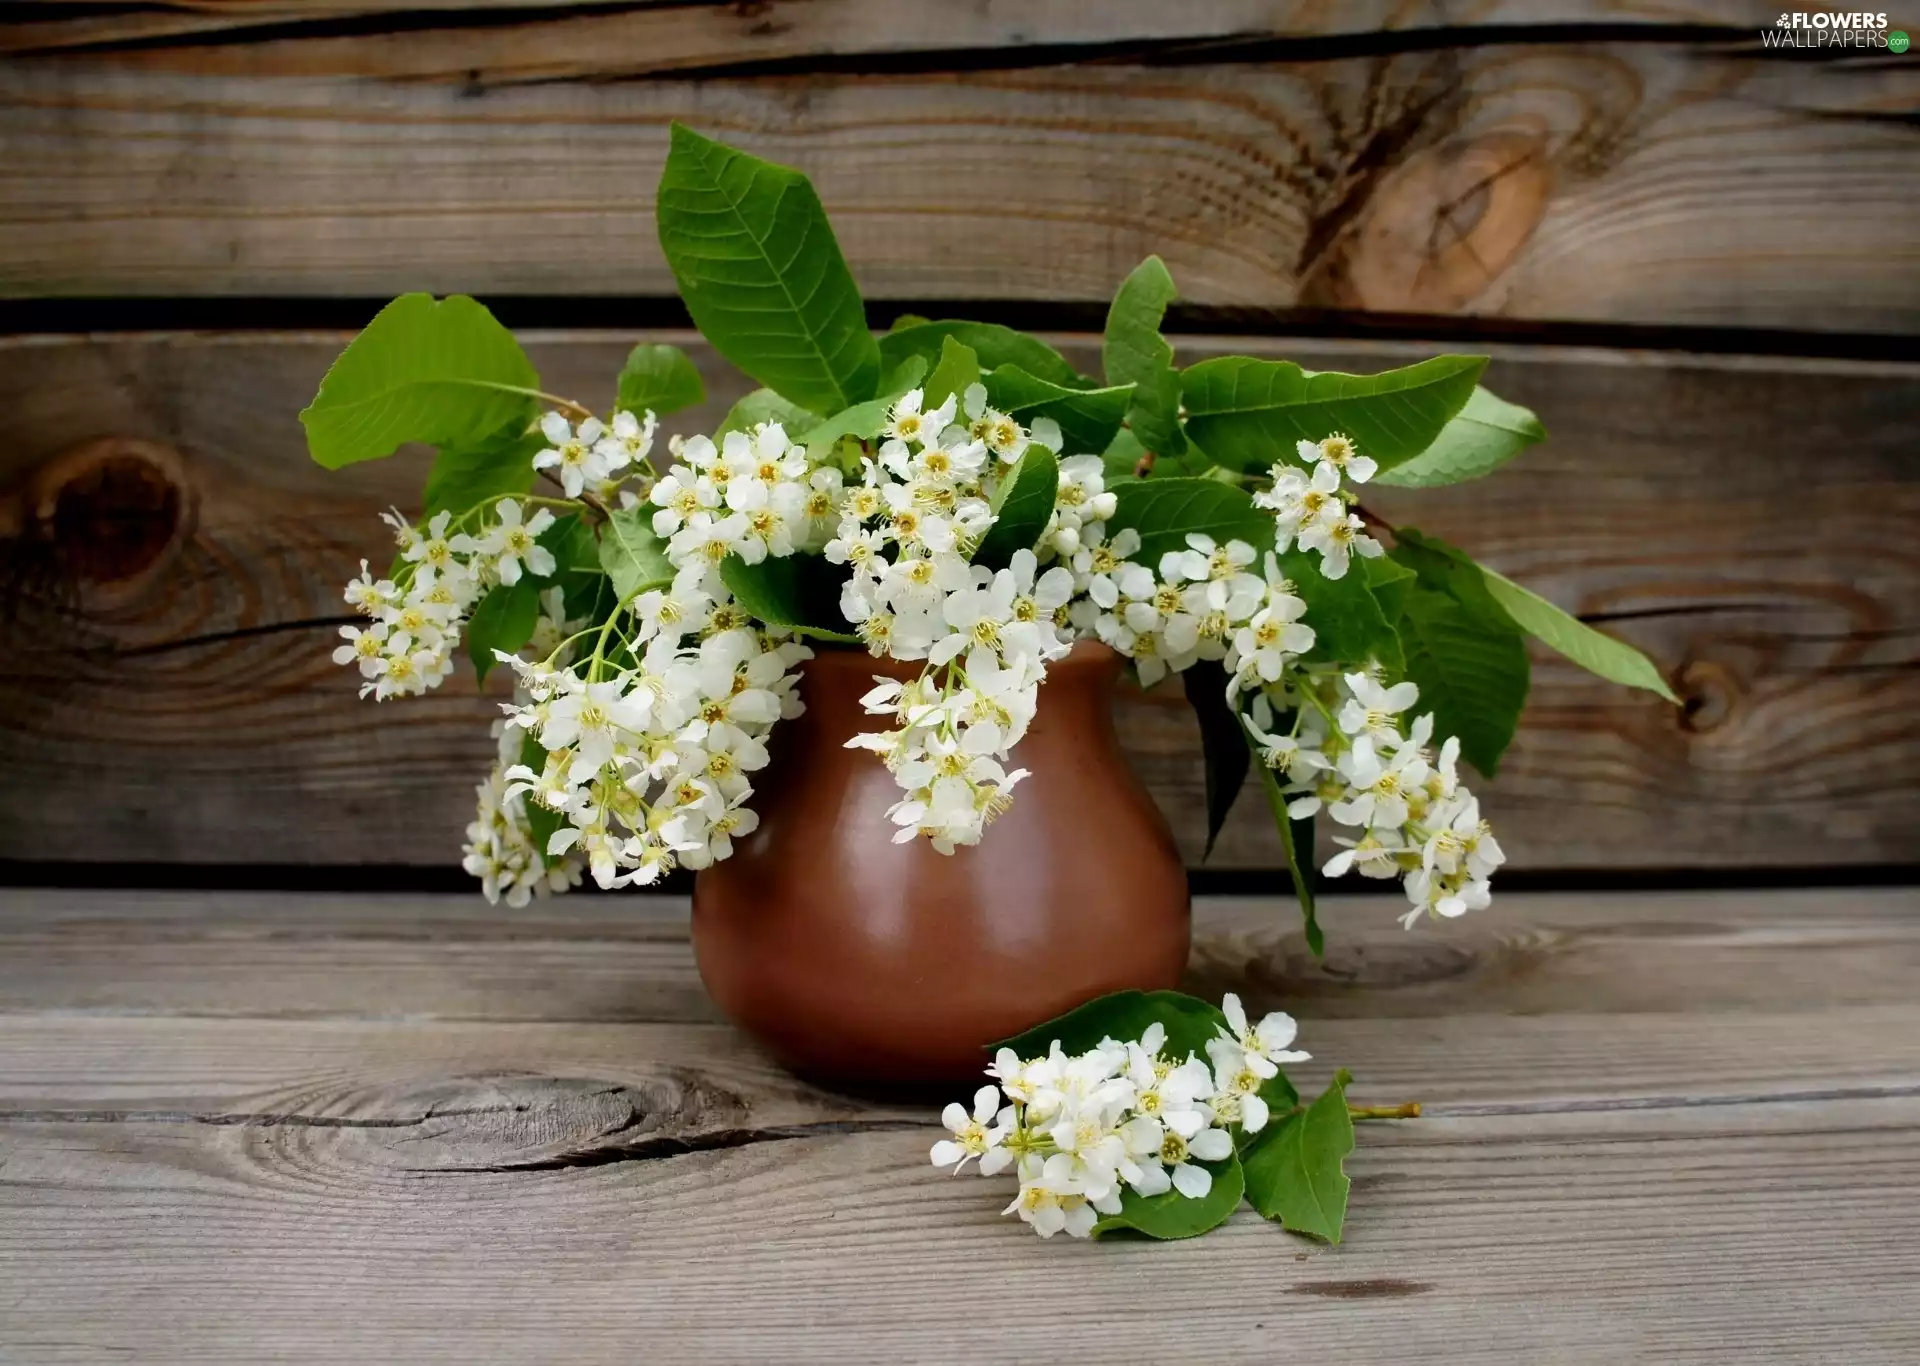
[656,124,879,414]
[1361,553,1418,624]
[1094,1153,1244,1242]
[615,342,705,417]
[1106,478,1273,568]
[1280,546,1401,674]
[1250,736,1320,957]
[466,578,542,683]
[1242,1069,1354,1242]
[715,388,817,440]
[1102,255,1186,458]
[877,320,1081,390]
[982,366,1134,456]
[1398,584,1531,777]
[421,425,541,521]
[1480,570,1678,703]
[302,293,540,469]
[719,552,860,643]
[970,445,1059,570]
[1183,660,1248,861]
[923,335,980,408]
[996,989,1228,1066]
[598,506,675,603]
[1181,355,1486,474]
[1373,385,1544,488]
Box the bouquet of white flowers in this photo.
[305,126,1673,1242]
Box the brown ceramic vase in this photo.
[691,640,1191,1089]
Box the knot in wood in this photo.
[13,437,193,605]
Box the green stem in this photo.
[1348,1102,1421,1121]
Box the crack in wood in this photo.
[410,1118,937,1173]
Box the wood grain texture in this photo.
[0,35,1913,328]
[0,1,1761,61]
[1,331,1914,870]
[2,888,1916,1023]
[1,888,1917,1364]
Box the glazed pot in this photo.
[692,640,1191,1088]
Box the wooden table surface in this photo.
[2,887,1916,1364]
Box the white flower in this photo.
[1216,992,1311,1078]
[595,408,657,472]
[481,498,557,586]
[1338,672,1421,746]
[332,621,388,678]
[532,412,609,498]
[931,1085,1009,1173]
[1298,508,1383,580]
[1297,432,1377,484]
[1331,736,1429,831]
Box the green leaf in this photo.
[923,335,981,408]
[970,444,1060,570]
[598,506,675,603]
[1102,255,1186,458]
[421,425,541,521]
[1242,1069,1354,1242]
[1480,569,1678,703]
[1106,478,1273,568]
[1280,547,1402,674]
[719,552,860,643]
[1182,660,1248,861]
[795,398,894,451]
[656,123,879,414]
[715,388,817,440]
[982,365,1133,456]
[878,352,929,399]
[615,342,705,417]
[877,320,1081,390]
[1094,1153,1244,1241]
[516,731,564,865]
[1398,584,1531,777]
[996,988,1227,1066]
[1373,385,1544,489]
[465,578,541,683]
[537,513,609,622]
[1360,553,1418,624]
[1250,735,1320,957]
[1181,355,1486,474]
[302,293,540,469]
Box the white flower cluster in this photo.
[931,994,1308,1238]
[1244,670,1506,926]
[832,384,1112,851]
[1071,529,1317,692]
[532,408,660,501]
[489,413,827,890]
[1253,434,1385,580]
[651,420,843,564]
[462,703,584,907]
[335,499,558,700]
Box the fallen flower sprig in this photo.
[933,988,1405,1242]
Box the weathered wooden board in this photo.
[1,331,1913,870]
[1,888,1916,1023]
[0,1,1763,61]
[1,888,1917,1363]
[0,35,1913,329]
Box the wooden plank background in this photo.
[4,888,1918,1362]
[0,9,1915,329]
[0,5,1915,875]
[1,332,1914,869]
